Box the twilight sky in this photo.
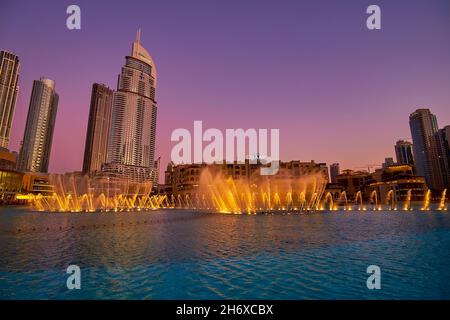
[1,0,450,176]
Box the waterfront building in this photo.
[335,170,372,200]
[164,160,329,196]
[0,50,20,148]
[395,140,414,166]
[21,172,53,195]
[82,83,113,174]
[17,78,58,173]
[0,147,17,171]
[329,163,340,183]
[365,164,427,204]
[0,169,24,204]
[409,109,446,190]
[105,30,158,183]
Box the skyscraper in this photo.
[104,30,158,182]
[395,140,414,165]
[436,126,450,188]
[409,109,445,190]
[82,83,113,174]
[330,163,340,183]
[18,78,58,173]
[0,50,20,148]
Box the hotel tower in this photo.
[0,50,20,148]
[103,30,158,182]
[18,78,58,173]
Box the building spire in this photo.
[136,28,141,44]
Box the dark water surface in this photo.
[0,207,449,299]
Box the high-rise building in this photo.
[0,50,20,148]
[104,30,158,182]
[395,140,414,166]
[409,109,446,190]
[435,126,450,188]
[439,126,450,164]
[18,78,58,173]
[330,163,340,183]
[82,83,113,174]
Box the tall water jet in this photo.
[386,189,396,210]
[404,189,412,211]
[355,191,363,210]
[370,190,379,210]
[323,192,334,210]
[439,189,447,211]
[422,189,431,211]
[338,191,350,210]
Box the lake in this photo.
[0,207,449,299]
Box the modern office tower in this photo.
[395,140,414,165]
[330,163,340,183]
[0,50,20,148]
[18,78,58,173]
[104,30,158,182]
[82,83,113,174]
[409,109,445,190]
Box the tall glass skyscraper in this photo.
[104,30,158,182]
[18,78,58,173]
[0,50,20,148]
[409,109,446,190]
[83,83,113,174]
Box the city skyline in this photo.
[1,0,450,176]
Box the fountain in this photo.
[370,190,380,210]
[404,189,412,211]
[323,192,334,211]
[355,191,364,210]
[197,169,327,213]
[386,189,396,210]
[338,191,350,210]
[25,173,168,212]
[422,190,431,211]
[439,189,447,211]
[20,170,448,214]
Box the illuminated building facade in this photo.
[0,50,20,148]
[105,30,158,183]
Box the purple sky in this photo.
[1,0,450,176]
